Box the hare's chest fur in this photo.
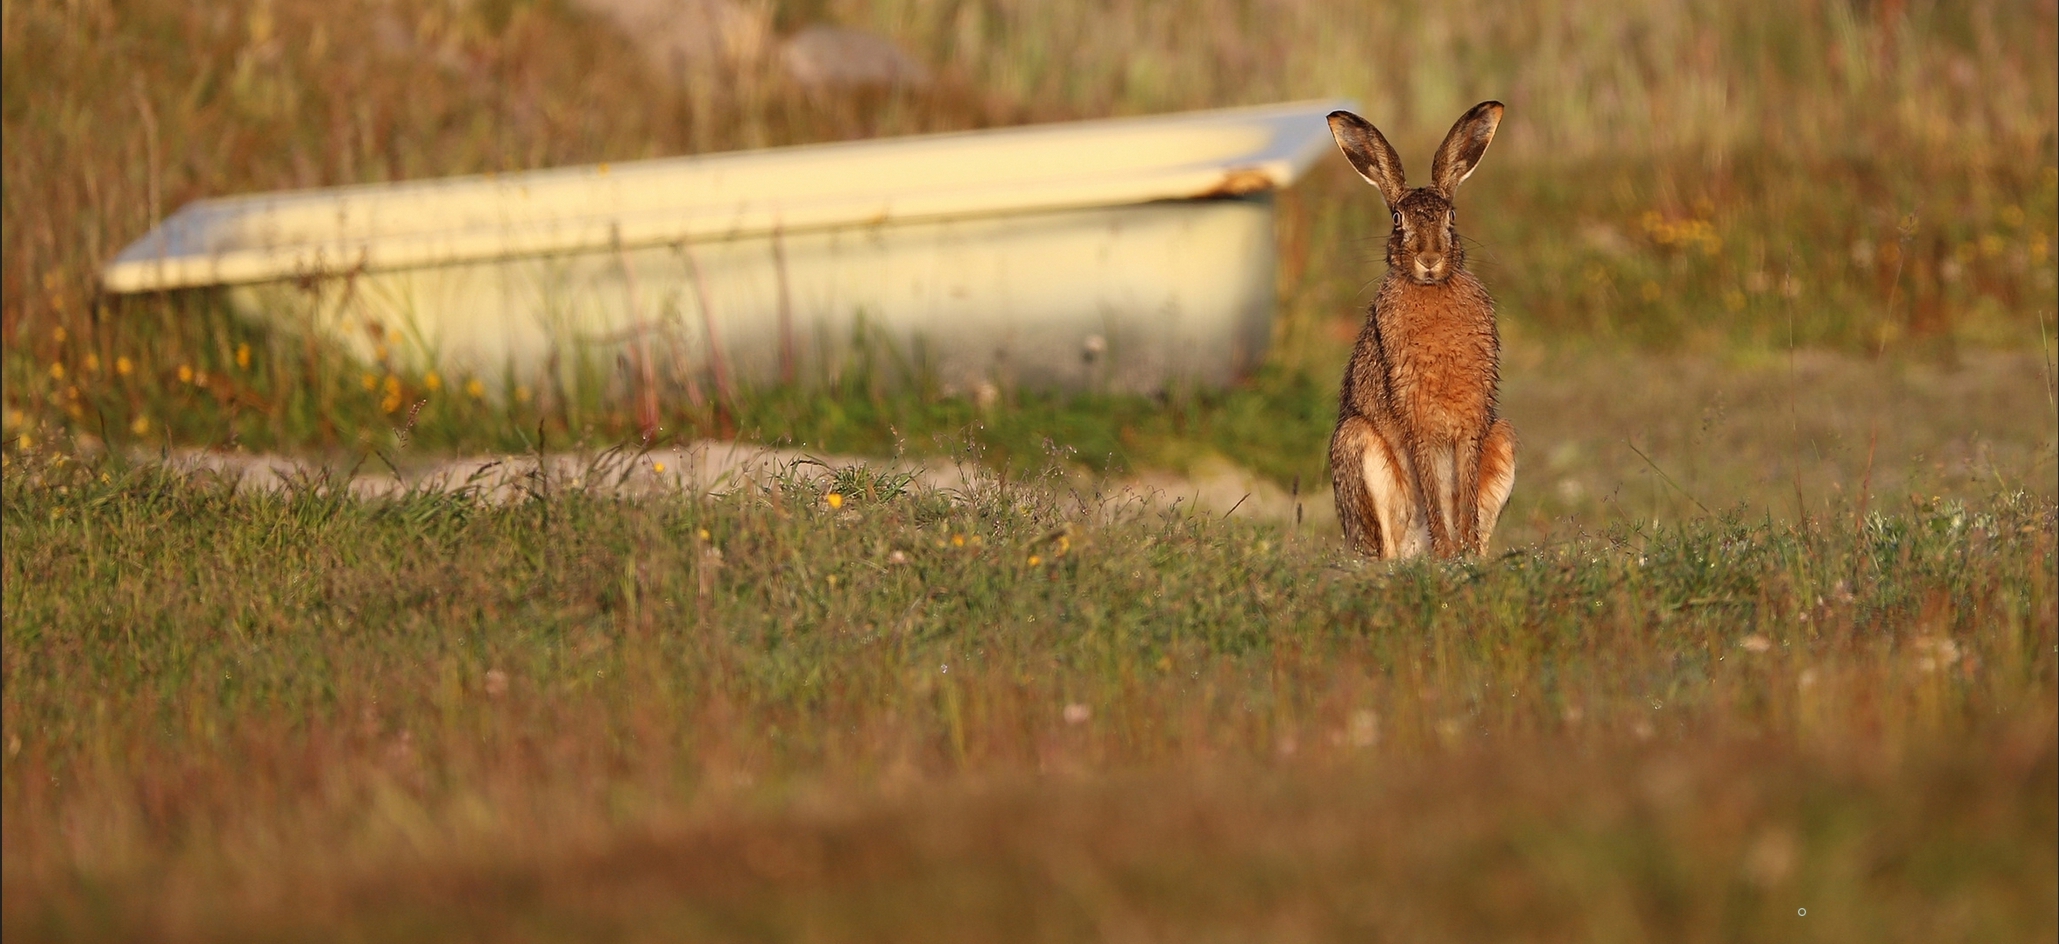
[1373,275,1498,444]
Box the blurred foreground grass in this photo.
[2,0,2055,465]
[1,452,2053,941]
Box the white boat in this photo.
[102,100,1348,394]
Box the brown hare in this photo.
[1327,102,1515,559]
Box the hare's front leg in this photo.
[1333,416,1428,559]
[1446,437,1485,557]
[1420,441,1471,557]
[1474,419,1517,554]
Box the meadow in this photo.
[3,452,2053,941]
[3,0,2055,461]
[3,0,2056,940]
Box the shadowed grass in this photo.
[2,0,2053,461]
[1,451,2052,941]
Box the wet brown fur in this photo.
[1328,102,1517,558]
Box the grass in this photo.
[3,1,2056,938]
[2,450,2054,941]
[2,0,2055,461]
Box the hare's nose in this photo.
[1414,254,1446,279]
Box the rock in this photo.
[570,0,772,75]
[779,24,930,90]
[571,2,929,92]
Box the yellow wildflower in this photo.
[514,385,532,404]
[424,371,442,392]
[115,356,133,377]
[51,326,66,343]
[48,362,64,380]
[652,461,666,474]
[130,415,150,435]
[826,492,844,509]
[84,354,100,373]
[465,377,486,398]
[951,534,966,547]
[235,343,251,369]
[178,364,194,384]
[360,372,378,391]
[1639,211,1721,255]
[1027,554,1042,567]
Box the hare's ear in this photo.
[1429,101,1504,197]
[1328,111,1407,208]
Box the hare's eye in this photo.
[1390,211,1401,228]
[1447,209,1456,224]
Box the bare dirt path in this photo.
[128,349,2054,546]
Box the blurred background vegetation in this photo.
[1,0,2054,482]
